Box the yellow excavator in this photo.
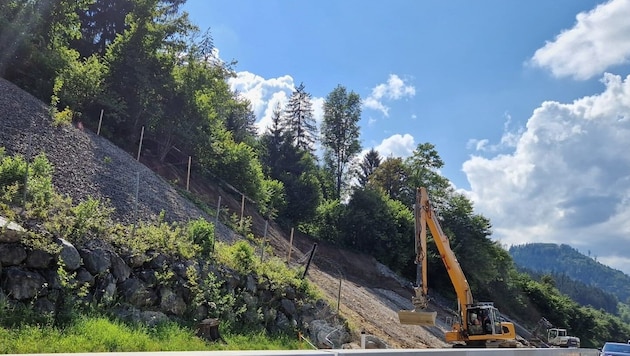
[398,187,517,348]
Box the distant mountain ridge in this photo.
[509,243,630,304]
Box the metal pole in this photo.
[337,277,342,314]
[97,109,104,136]
[136,126,144,161]
[22,135,32,210]
[287,227,294,263]
[261,220,268,262]
[131,171,140,236]
[186,156,192,191]
[302,243,317,279]
[213,196,221,253]
[239,193,245,229]
[215,196,221,224]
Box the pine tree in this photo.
[357,148,382,187]
[282,82,317,152]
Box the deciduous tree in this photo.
[321,85,361,199]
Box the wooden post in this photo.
[97,109,104,136]
[287,227,294,263]
[196,318,224,343]
[186,156,192,191]
[136,126,144,161]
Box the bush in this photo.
[186,218,215,255]
[0,151,54,214]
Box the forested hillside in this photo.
[2,0,630,348]
[510,243,630,320]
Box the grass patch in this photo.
[0,316,307,353]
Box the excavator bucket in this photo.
[397,310,437,326]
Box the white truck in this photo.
[546,327,580,348]
[530,317,580,348]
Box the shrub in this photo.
[0,151,54,214]
[216,240,256,275]
[186,218,215,255]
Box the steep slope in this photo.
[510,243,630,303]
[0,78,449,348]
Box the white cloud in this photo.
[530,0,630,80]
[228,72,324,135]
[364,74,416,116]
[462,73,630,273]
[467,113,523,153]
[374,133,416,158]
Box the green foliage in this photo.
[186,218,215,255]
[0,151,26,206]
[51,49,106,118]
[187,268,242,324]
[257,257,315,298]
[510,243,630,303]
[54,262,92,327]
[0,315,307,353]
[402,142,452,206]
[0,151,54,214]
[321,84,362,200]
[0,0,94,100]
[259,121,322,225]
[282,82,317,152]
[123,220,200,260]
[45,196,114,243]
[340,187,414,275]
[208,136,267,203]
[0,293,55,329]
[0,316,210,353]
[357,148,382,187]
[216,240,257,275]
[52,106,74,126]
[510,271,630,348]
[257,178,285,220]
[368,157,408,201]
[309,199,345,242]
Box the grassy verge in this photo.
[0,316,308,353]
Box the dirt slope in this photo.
[0,77,451,349]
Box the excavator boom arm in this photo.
[418,187,474,308]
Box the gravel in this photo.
[0,78,211,227]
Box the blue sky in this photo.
[182,0,630,274]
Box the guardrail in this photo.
[5,348,600,356]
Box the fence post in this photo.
[287,227,294,263]
[186,156,191,191]
[22,134,32,210]
[136,126,144,161]
[239,193,245,229]
[132,171,140,236]
[260,220,268,262]
[213,196,221,253]
[302,243,317,279]
[97,109,104,136]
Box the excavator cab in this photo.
[466,304,502,336]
